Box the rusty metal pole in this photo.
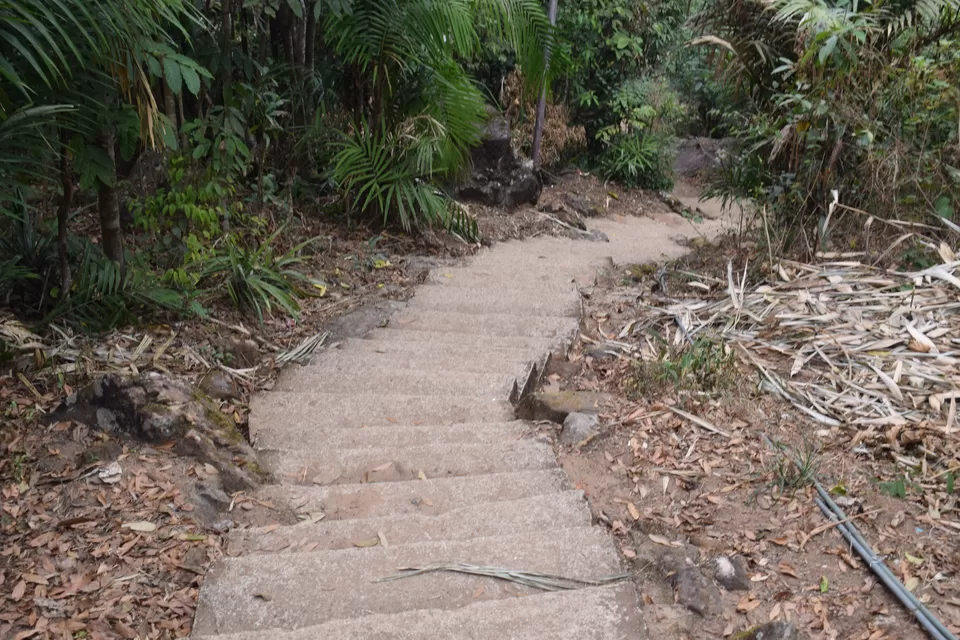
[531,0,558,168]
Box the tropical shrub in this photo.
[696,0,960,253]
[196,232,324,323]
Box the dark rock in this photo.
[713,555,752,591]
[188,477,234,525]
[215,337,261,368]
[49,372,264,492]
[672,137,734,178]
[199,370,238,400]
[457,109,542,209]
[580,229,610,243]
[630,530,723,617]
[732,621,802,640]
[673,566,723,616]
[563,193,602,217]
[560,412,600,444]
[504,168,542,208]
[516,391,616,423]
[584,343,622,361]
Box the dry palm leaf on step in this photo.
[376,563,630,591]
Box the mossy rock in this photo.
[49,372,265,491]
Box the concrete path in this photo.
[193,208,726,639]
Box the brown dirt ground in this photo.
[537,233,960,639]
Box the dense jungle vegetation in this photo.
[1,0,958,334]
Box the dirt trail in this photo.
[190,192,730,638]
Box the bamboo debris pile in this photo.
[628,258,960,460]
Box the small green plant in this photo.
[879,475,921,499]
[623,334,735,397]
[768,439,820,499]
[655,335,734,391]
[599,134,675,191]
[197,231,324,323]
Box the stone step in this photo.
[363,328,558,352]
[409,286,580,317]
[191,527,625,635]
[269,421,530,451]
[259,440,556,485]
[250,393,514,447]
[295,348,534,377]
[425,266,590,288]
[388,309,578,339]
[340,336,545,362]
[195,583,644,639]
[273,367,517,397]
[253,468,570,518]
[228,490,591,555]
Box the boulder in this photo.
[560,412,600,444]
[457,109,542,209]
[713,555,752,591]
[214,337,261,368]
[49,372,264,492]
[562,193,603,217]
[630,531,723,617]
[199,369,239,400]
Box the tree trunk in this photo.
[177,90,187,147]
[532,0,560,167]
[163,75,178,127]
[280,5,295,66]
[96,130,125,268]
[304,1,317,72]
[222,0,233,103]
[293,11,306,67]
[57,130,73,297]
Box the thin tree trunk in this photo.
[532,0,559,167]
[96,130,124,268]
[163,75,178,127]
[177,90,187,147]
[304,1,317,72]
[57,130,73,297]
[222,0,233,103]
[281,7,295,66]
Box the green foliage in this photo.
[654,335,734,390]
[328,0,549,234]
[767,439,819,499]
[697,0,960,243]
[879,475,922,499]
[556,0,688,147]
[130,156,241,272]
[0,257,37,299]
[196,232,323,323]
[624,334,735,398]
[333,118,480,240]
[43,247,202,332]
[184,107,253,181]
[599,134,675,191]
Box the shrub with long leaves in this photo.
[327,0,551,236]
[197,232,323,324]
[42,246,200,332]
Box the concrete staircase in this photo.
[193,214,717,639]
